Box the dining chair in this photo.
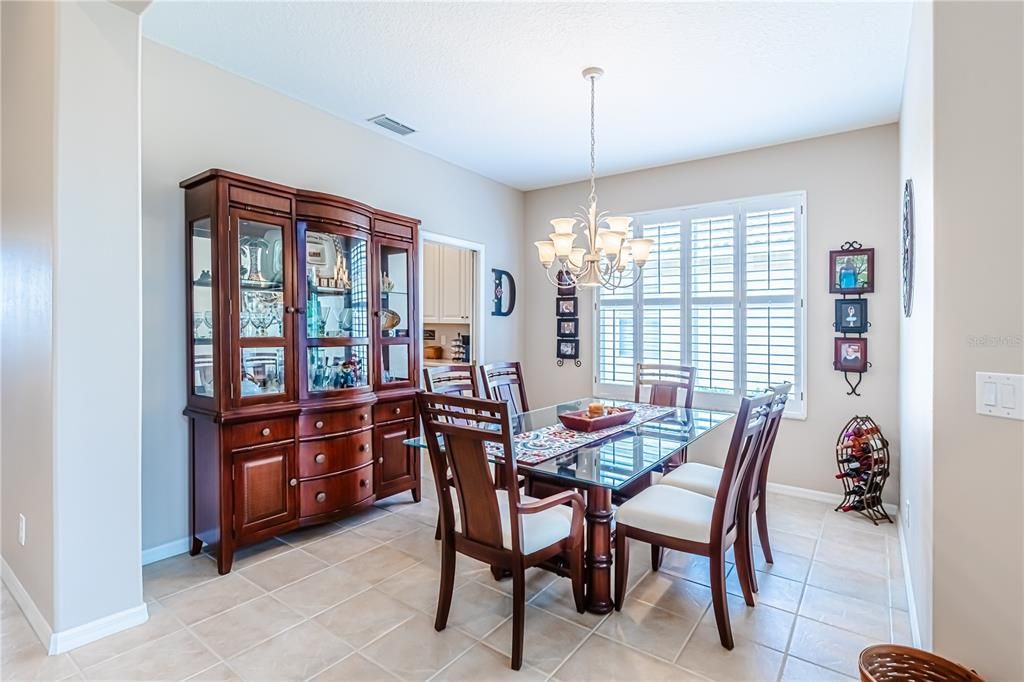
[658,383,791,580]
[423,363,479,397]
[616,363,697,501]
[416,391,585,670]
[613,391,773,649]
[479,361,530,416]
[634,363,696,408]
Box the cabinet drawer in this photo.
[374,218,414,241]
[299,464,373,518]
[374,400,414,424]
[298,430,373,478]
[230,417,295,450]
[299,407,372,438]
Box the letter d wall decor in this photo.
[492,268,517,316]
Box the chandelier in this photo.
[534,67,653,290]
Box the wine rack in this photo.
[834,415,892,525]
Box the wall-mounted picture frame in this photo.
[556,296,578,317]
[557,338,580,359]
[556,270,575,297]
[829,247,875,294]
[834,337,868,373]
[557,317,579,338]
[834,298,869,334]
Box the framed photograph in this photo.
[557,317,579,338]
[557,339,580,359]
[834,337,868,373]
[556,270,576,297]
[829,247,875,294]
[834,298,869,334]
[556,296,578,317]
[306,234,328,266]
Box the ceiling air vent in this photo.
[368,115,416,136]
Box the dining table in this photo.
[405,396,736,614]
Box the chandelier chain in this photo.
[589,74,597,207]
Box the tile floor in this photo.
[2,467,911,681]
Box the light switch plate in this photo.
[976,372,1024,420]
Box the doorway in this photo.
[420,233,485,373]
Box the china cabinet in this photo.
[182,169,421,573]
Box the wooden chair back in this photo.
[749,383,791,503]
[423,364,479,397]
[416,392,523,554]
[480,362,530,416]
[635,364,696,408]
[710,392,773,542]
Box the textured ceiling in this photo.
[143,2,912,191]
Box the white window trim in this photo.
[592,191,807,420]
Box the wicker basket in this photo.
[859,645,984,682]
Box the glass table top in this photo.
[405,397,735,492]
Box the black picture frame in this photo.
[556,270,576,297]
[834,298,869,334]
[557,317,579,338]
[833,337,868,373]
[557,338,579,359]
[556,296,578,317]
[829,247,875,294]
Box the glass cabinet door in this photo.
[232,209,293,403]
[190,217,215,399]
[376,237,415,389]
[301,224,371,395]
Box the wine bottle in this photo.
[842,500,867,512]
[836,469,870,480]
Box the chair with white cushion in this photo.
[416,391,585,670]
[614,392,773,650]
[659,383,791,579]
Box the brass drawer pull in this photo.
[315,420,325,429]
[359,413,368,421]
[393,407,401,415]
[261,427,271,436]
[359,444,368,452]
[289,478,297,487]
[315,453,326,464]
[378,457,383,464]
[316,492,327,503]
[359,479,368,488]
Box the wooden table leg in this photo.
[584,486,614,614]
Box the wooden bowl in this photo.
[558,408,636,433]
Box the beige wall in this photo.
[930,2,1023,679]
[898,0,935,649]
[1,0,58,625]
[523,126,901,501]
[141,41,525,551]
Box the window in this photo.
[595,192,805,417]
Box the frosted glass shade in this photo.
[604,216,633,233]
[616,242,632,272]
[568,248,586,269]
[629,238,653,265]
[549,232,576,257]
[600,230,625,259]
[535,240,556,266]
[550,218,577,235]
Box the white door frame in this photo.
[419,230,487,368]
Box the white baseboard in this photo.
[49,602,149,655]
[897,517,923,648]
[2,558,54,652]
[142,537,190,566]
[3,557,150,655]
[765,481,899,517]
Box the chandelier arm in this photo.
[588,73,597,209]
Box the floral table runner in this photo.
[486,403,675,465]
